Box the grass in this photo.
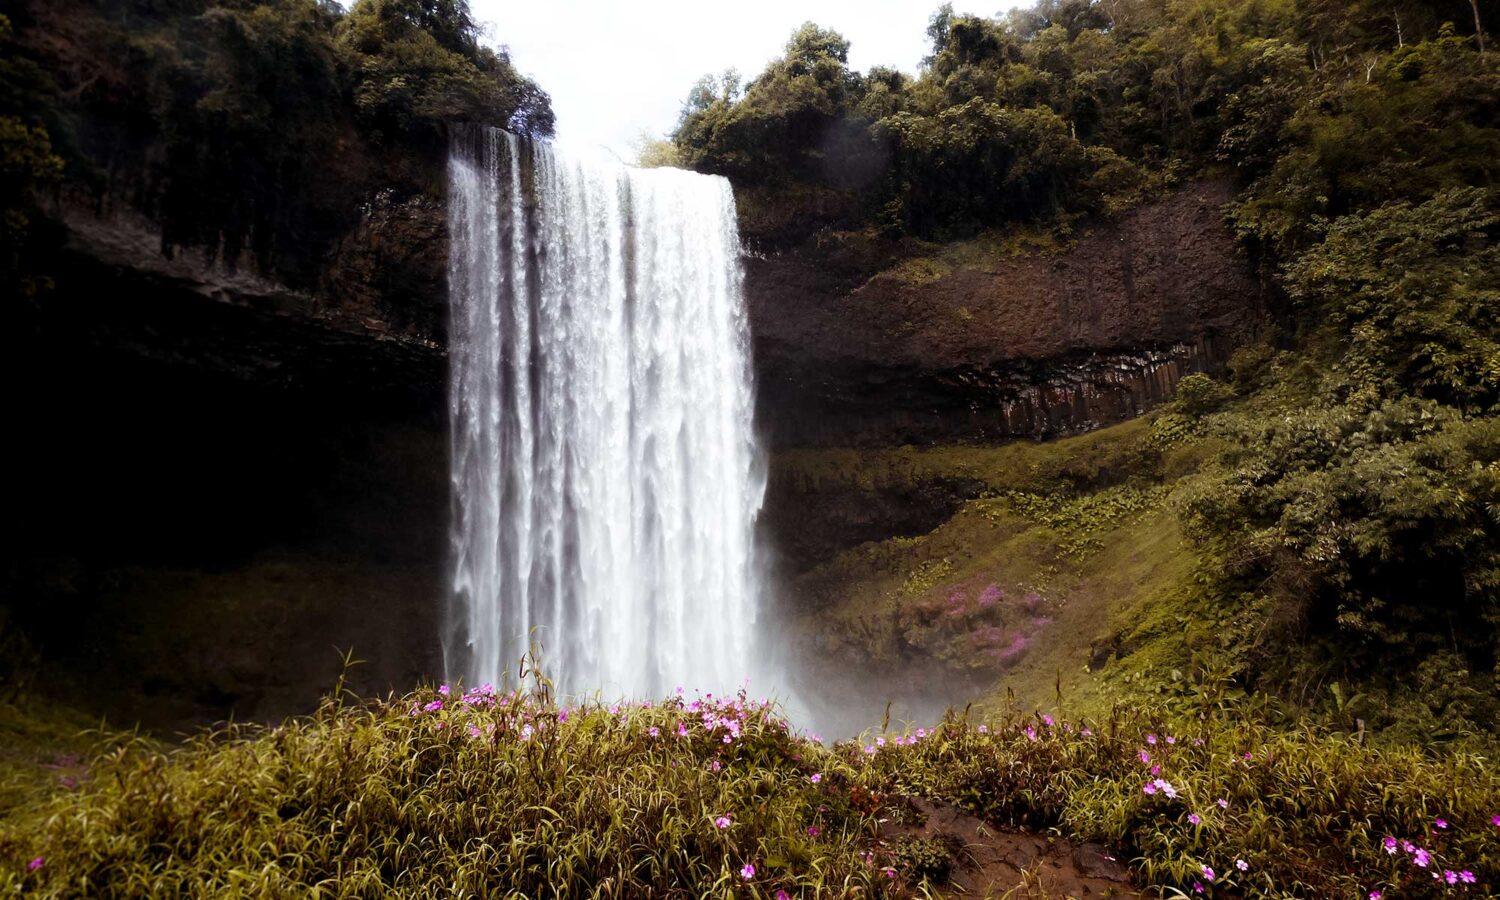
[777,415,1210,714]
[2,686,1496,897]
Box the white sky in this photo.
[469,1,1008,159]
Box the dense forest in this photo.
[0,0,551,296]
[669,0,1500,740]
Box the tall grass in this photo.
[2,687,1496,897]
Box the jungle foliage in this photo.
[0,0,551,285]
[676,1,1500,730]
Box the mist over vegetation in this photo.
[671,0,1500,742]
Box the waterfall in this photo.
[445,127,763,700]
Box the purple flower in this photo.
[27,858,43,872]
[806,825,820,837]
[1188,813,1201,825]
[1192,882,1204,894]
[978,724,989,734]
[776,892,791,900]
[1460,871,1477,884]
[1216,798,1229,809]
[1139,750,1151,764]
[1147,734,1158,745]
[714,816,731,829]
[1024,726,1037,741]
[1434,817,1448,829]
[558,709,569,723]
[1152,778,1178,798]
[810,773,822,784]
[1492,814,1500,827]
[1369,892,1383,900]
[647,726,660,738]
[1413,848,1431,868]
[423,700,443,712]
[438,684,451,696]
[740,863,756,880]
[1444,871,1459,885]
[916,727,927,739]
[1236,859,1249,872]
[1202,865,1215,881]
[710,760,721,772]
[1042,714,1055,726]
[1143,782,1158,795]
[1081,727,1093,737]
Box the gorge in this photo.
[4,0,1498,894]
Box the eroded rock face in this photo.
[747,179,1265,447]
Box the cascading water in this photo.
[445,127,764,700]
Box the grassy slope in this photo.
[1,686,1496,897]
[777,414,1244,721]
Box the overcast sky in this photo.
[469,1,1007,159]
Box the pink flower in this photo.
[806,825,820,837]
[648,726,660,738]
[1166,736,1177,744]
[1192,882,1204,894]
[1150,765,1161,776]
[423,700,443,712]
[723,734,732,744]
[1369,892,1383,900]
[776,892,791,900]
[1143,782,1158,795]
[1434,817,1448,829]
[1188,813,1201,825]
[714,816,731,829]
[1413,848,1431,868]
[1444,871,1459,885]
[710,760,721,772]
[1236,859,1249,872]
[740,863,756,880]
[1024,726,1037,741]
[1460,871,1477,884]
[1216,798,1229,809]
[1139,750,1151,764]
[978,724,989,734]
[1382,836,1398,854]
[1492,814,1500,827]
[1202,865,1215,881]
[916,727,927,739]
[27,858,43,872]
[1042,714,1054,726]
[1147,734,1158,745]
[1081,727,1093,737]
[810,773,822,784]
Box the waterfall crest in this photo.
[445,128,763,699]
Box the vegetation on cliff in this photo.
[685,0,1500,741]
[0,0,551,289]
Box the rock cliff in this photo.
[748,179,1264,446]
